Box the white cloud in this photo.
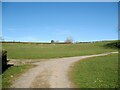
[16,36,40,42]
[3,36,40,42]
[7,28,17,31]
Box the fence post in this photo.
[2,50,7,73]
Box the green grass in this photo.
[70,54,118,88]
[2,64,34,88]
[2,41,117,59]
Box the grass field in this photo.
[2,64,34,88]
[2,41,117,59]
[1,41,118,88]
[70,54,118,88]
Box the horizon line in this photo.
[1,39,118,43]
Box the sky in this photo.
[2,2,118,42]
[2,0,120,2]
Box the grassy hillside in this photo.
[70,54,118,88]
[2,41,117,59]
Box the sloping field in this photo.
[2,41,117,59]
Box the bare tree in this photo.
[55,40,59,43]
[65,36,73,44]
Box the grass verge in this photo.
[69,54,118,88]
[2,64,35,88]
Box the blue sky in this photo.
[2,2,118,42]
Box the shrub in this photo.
[104,40,120,49]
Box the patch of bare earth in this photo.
[11,52,118,88]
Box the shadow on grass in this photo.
[1,60,14,74]
[103,40,120,49]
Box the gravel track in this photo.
[11,52,118,88]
